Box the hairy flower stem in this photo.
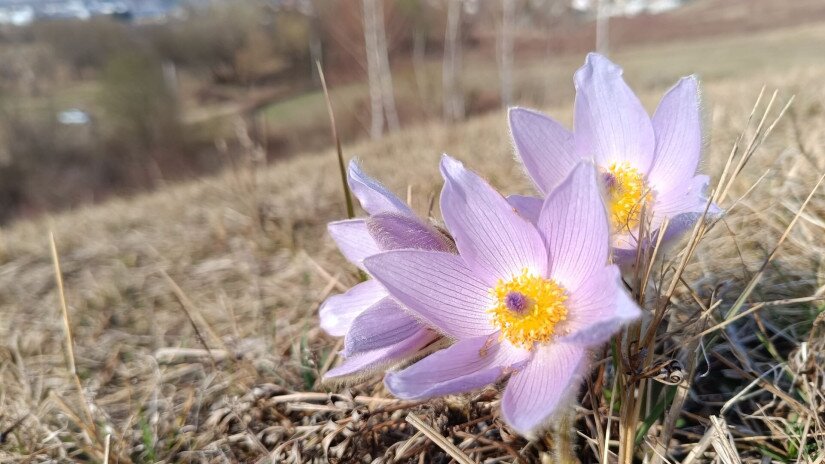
[553,410,577,464]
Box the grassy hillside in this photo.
[1,21,824,463]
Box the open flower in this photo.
[319,161,448,378]
[508,53,720,262]
[364,155,641,436]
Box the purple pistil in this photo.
[505,291,530,314]
[602,171,618,190]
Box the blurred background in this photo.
[1,2,824,461]
[0,0,822,223]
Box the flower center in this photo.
[489,269,568,349]
[602,162,654,233]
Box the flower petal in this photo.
[611,174,719,265]
[648,76,702,192]
[507,195,543,224]
[348,160,413,216]
[384,336,529,400]
[501,341,589,437]
[658,210,718,247]
[654,175,715,219]
[652,174,721,244]
[328,219,381,271]
[574,53,655,172]
[364,250,496,339]
[440,155,547,284]
[366,213,452,252]
[509,107,578,194]
[611,245,641,267]
[325,329,436,379]
[319,280,386,337]
[538,162,610,291]
[560,266,641,346]
[344,297,424,356]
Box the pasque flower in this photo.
[319,161,447,378]
[364,155,641,436]
[508,53,720,262]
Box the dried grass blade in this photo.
[160,269,221,366]
[723,172,825,321]
[709,416,741,464]
[406,413,474,464]
[49,231,99,443]
[103,434,111,464]
[317,60,354,219]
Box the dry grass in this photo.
[2,22,825,464]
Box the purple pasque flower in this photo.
[508,53,720,262]
[319,160,448,378]
[364,155,641,436]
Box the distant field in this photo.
[1,16,824,463]
[7,0,825,163]
[260,18,825,156]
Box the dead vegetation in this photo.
[1,26,825,464]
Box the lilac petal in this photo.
[648,76,702,192]
[574,53,655,172]
[364,250,496,339]
[538,162,610,292]
[325,329,436,379]
[652,174,720,244]
[366,213,452,252]
[658,210,718,246]
[507,195,543,224]
[348,160,413,216]
[319,280,386,337]
[654,175,715,219]
[501,341,589,437]
[328,219,381,271]
[344,297,423,356]
[612,175,719,266]
[440,155,547,285]
[509,107,578,194]
[560,266,641,346]
[384,336,529,400]
[611,246,640,266]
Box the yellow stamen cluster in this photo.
[489,269,568,349]
[603,161,653,233]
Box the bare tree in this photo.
[498,0,515,109]
[540,0,567,56]
[412,28,428,109]
[363,0,385,138]
[374,0,400,132]
[596,0,610,55]
[362,0,399,139]
[539,0,569,106]
[307,2,323,84]
[443,0,464,122]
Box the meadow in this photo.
[1,16,824,464]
